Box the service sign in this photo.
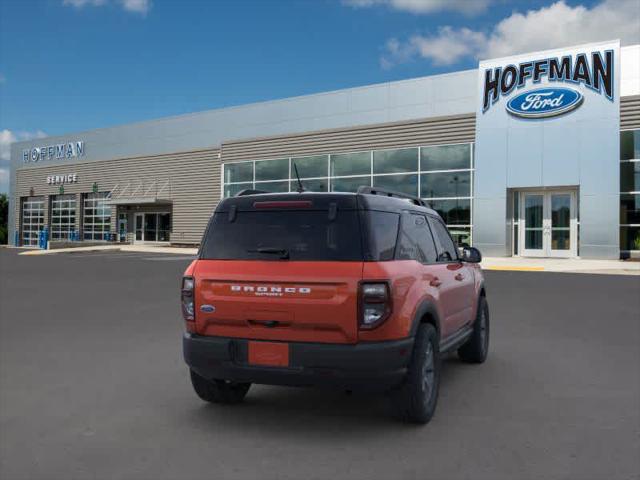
[479,42,618,120]
[47,173,78,185]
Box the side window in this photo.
[364,211,400,261]
[428,217,458,262]
[396,213,438,263]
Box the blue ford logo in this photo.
[200,305,215,313]
[506,87,583,119]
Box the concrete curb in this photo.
[19,245,198,256]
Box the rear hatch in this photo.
[194,194,364,344]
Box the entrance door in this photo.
[134,213,144,242]
[519,190,577,258]
[134,212,171,243]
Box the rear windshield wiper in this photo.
[247,247,290,260]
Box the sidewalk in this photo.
[481,257,640,275]
[18,244,198,256]
[16,245,640,275]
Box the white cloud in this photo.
[120,0,151,14]
[343,0,492,15]
[0,129,47,193]
[381,0,640,68]
[62,0,151,15]
[63,0,107,7]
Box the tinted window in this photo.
[420,144,471,171]
[428,217,458,262]
[201,210,362,261]
[373,148,418,174]
[396,213,438,263]
[363,211,399,261]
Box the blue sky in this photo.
[1,0,639,193]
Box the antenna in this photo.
[293,163,305,193]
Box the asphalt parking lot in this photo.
[0,248,638,480]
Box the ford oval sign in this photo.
[506,87,583,119]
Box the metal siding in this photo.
[621,95,640,130]
[220,114,476,162]
[14,149,219,246]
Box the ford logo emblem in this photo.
[506,87,583,119]
[200,305,215,313]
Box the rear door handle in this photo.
[429,277,442,287]
[455,273,464,281]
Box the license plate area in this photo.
[248,341,289,367]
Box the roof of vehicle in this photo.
[215,190,440,216]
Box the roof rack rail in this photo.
[357,186,427,207]
[235,189,269,197]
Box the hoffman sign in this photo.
[482,49,614,117]
[23,141,85,163]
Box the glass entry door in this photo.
[134,212,171,243]
[519,190,577,258]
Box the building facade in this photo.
[8,40,640,258]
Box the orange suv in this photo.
[182,187,489,423]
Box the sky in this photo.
[1,0,639,193]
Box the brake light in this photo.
[181,276,195,322]
[253,200,312,209]
[359,282,392,329]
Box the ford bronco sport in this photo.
[182,187,489,423]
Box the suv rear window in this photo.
[200,210,363,261]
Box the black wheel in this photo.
[458,296,489,364]
[391,323,440,424]
[189,370,251,404]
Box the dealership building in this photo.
[8,40,640,259]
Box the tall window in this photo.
[50,194,77,240]
[221,143,474,246]
[21,196,45,246]
[621,130,640,252]
[83,192,111,241]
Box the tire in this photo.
[189,370,251,404]
[391,323,440,424]
[458,296,490,364]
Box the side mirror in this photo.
[461,246,482,263]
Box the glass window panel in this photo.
[526,229,543,250]
[330,152,371,177]
[256,181,289,193]
[428,216,458,261]
[449,226,472,248]
[331,176,370,193]
[620,162,640,192]
[255,159,289,181]
[551,194,571,228]
[620,226,640,250]
[224,182,252,198]
[525,195,543,228]
[373,174,418,197]
[426,199,471,225]
[291,155,328,179]
[373,148,418,174]
[290,178,328,192]
[421,144,471,171]
[420,171,471,198]
[362,211,399,261]
[620,130,640,160]
[620,194,640,225]
[551,230,571,250]
[224,162,253,183]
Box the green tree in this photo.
[0,193,8,244]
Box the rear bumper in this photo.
[183,333,414,391]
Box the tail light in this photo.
[359,282,392,329]
[181,276,195,322]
